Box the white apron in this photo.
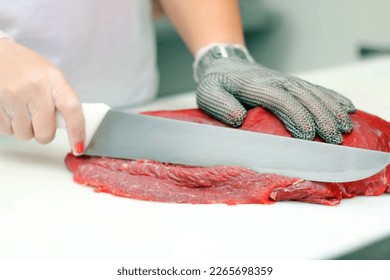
[0,0,158,108]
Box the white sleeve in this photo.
[0,30,11,40]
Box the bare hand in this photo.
[0,39,85,154]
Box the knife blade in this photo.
[57,103,390,183]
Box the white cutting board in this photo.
[0,57,389,261]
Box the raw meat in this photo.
[65,108,390,206]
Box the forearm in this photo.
[159,0,245,55]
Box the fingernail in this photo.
[74,141,85,154]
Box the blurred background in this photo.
[153,0,390,98]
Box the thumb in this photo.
[197,74,247,127]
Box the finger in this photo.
[31,104,56,144]
[303,82,353,133]
[284,80,342,144]
[197,74,247,127]
[316,85,356,113]
[234,82,316,140]
[0,107,13,136]
[53,81,85,155]
[11,105,34,141]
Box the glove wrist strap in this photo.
[193,43,254,82]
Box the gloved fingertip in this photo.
[291,129,316,141]
[227,110,246,127]
[346,104,356,113]
[202,106,246,127]
[339,121,353,133]
[333,112,354,133]
[331,135,343,145]
[324,132,343,145]
[286,120,316,141]
[337,99,356,113]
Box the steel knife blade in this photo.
[68,103,390,183]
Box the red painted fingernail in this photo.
[75,141,85,154]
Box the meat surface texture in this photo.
[65,108,390,206]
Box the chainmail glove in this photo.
[194,44,356,144]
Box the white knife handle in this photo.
[56,103,111,154]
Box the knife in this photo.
[56,103,390,183]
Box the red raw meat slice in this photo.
[65,108,390,205]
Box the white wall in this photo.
[258,0,390,73]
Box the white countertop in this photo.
[0,57,389,261]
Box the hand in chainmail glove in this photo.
[194,44,356,144]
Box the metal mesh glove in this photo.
[194,44,356,144]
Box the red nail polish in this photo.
[75,141,85,154]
